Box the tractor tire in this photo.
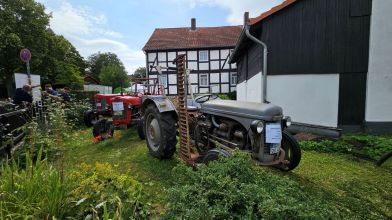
[92,119,114,139]
[202,148,231,164]
[144,104,177,159]
[279,130,301,171]
[84,110,98,127]
[137,117,145,140]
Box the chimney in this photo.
[191,18,196,31]
[244,12,249,25]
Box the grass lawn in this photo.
[62,127,392,218]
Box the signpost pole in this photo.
[26,60,31,85]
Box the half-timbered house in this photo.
[143,19,242,95]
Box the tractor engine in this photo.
[190,114,248,156]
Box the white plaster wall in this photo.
[158,52,166,62]
[210,73,220,83]
[366,0,392,122]
[168,52,176,61]
[221,49,229,59]
[188,51,197,60]
[221,72,229,83]
[169,85,177,94]
[199,63,209,70]
[236,72,340,127]
[148,53,156,62]
[188,61,197,70]
[221,84,229,93]
[211,61,220,70]
[210,50,219,59]
[168,74,176,84]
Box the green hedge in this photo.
[71,90,98,101]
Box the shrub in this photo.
[64,100,91,127]
[227,90,236,100]
[161,152,339,219]
[67,162,150,219]
[0,149,69,219]
[71,90,98,101]
[301,134,392,160]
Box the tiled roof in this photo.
[143,26,242,51]
[249,0,297,25]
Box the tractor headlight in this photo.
[283,116,292,127]
[251,120,264,133]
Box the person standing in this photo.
[13,84,33,105]
[60,87,71,102]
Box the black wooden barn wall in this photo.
[236,0,372,126]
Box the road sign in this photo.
[20,48,31,62]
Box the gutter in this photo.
[244,24,268,103]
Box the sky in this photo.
[36,0,284,74]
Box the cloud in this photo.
[38,0,145,74]
[170,0,284,25]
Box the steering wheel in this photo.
[194,94,219,104]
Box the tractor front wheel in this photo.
[144,104,177,159]
[278,130,301,171]
[84,110,98,127]
[137,117,145,140]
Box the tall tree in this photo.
[87,52,124,80]
[131,67,146,79]
[0,0,50,95]
[99,64,130,89]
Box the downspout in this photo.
[244,24,268,103]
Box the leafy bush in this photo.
[161,153,339,219]
[227,90,236,100]
[64,100,91,127]
[68,162,150,219]
[0,149,69,219]
[301,134,392,160]
[71,90,98,101]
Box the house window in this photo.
[199,51,209,61]
[160,74,168,88]
[230,73,237,85]
[199,74,209,87]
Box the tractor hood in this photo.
[201,100,283,121]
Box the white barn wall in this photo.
[236,72,340,127]
[365,0,392,122]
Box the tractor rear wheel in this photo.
[84,110,98,127]
[144,104,177,159]
[279,130,301,171]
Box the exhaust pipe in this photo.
[244,23,268,103]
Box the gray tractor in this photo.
[138,55,301,171]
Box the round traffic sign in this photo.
[20,48,31,62]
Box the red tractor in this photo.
[90,73,166,140]
[84,93,127,127]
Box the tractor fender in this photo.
[141,96,178,116]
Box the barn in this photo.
[229,0,392,133]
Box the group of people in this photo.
[13,83,71,105]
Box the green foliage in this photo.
[301,134,392,160]
[87,52,125,80]
[161,152,339,219]
[99,64,130,89]
[0,148,69,219]
[227,90,237,100]
[68,162,150,219]
[71,90,98,101]
[0,0,86,94]
[64,100,91,127]
[131,67,146,79]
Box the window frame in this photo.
[199,73,209,87]
[230,72,237,86]
[160,74,168,88]
[199,50,209,62]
